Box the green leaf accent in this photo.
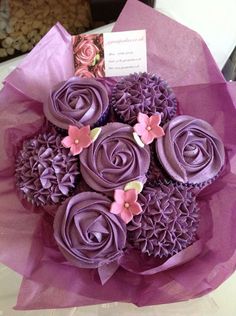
[124,181,143,193]
[90,127,102,142]
[95,53,100,62]
[133,132,144,148]
[91,57,97,66]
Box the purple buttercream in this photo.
[44,77,109,130]
[146,144,172,186]
[112,72,177,125]
[127,183,199,258]
[15,131,79,206]
[96,77,117,97]
[53,192,127,269]
[79,122,150,195]
[155,115,225,184]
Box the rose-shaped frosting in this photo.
[155,115,225,184]
[80,123,150,195]
[127,183,199,258]
[112,72,177,125]
[53,192,126,268]
[15,130,79,206]
[44,77,109,130]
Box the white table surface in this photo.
[1,2,236,315]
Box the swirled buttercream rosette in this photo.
[53,191,127,284]
[79,122,150,195]
[155,115,225,185]
[44,77,109,130]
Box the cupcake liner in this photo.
[186,164,226,193]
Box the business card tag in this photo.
[103,30,147,77]
[73,30,147,78]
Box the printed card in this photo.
[73,30,147,78]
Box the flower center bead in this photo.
[147,126,152,131]
[124,202,130,208]
[74,139,79,144]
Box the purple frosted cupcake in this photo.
[112,72,177,125]
[127,183,199,258]
[54,192,126,269]
[155,115,225,185]
[80,122,150,195]
[44,77,109,130]
[15,130,79,207]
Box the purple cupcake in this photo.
[155,115,225,185]
[112,72,177,125]
[79,122,150,195]
[127,183,199,258]
[53,192,126,269]
[44,77,109,130]
[15,130,79,207]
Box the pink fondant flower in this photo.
[134,113,165,145]
[110,189,142,224]
[62,125,92,156]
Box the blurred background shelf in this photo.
[0,0,155,62]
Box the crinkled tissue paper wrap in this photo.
[0,0,236,310]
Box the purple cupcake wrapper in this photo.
[156,157,225,194]
[183,165,225,192]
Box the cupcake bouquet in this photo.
[14,70,225,284]
[1,0,236,310]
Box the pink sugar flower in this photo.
[134,113,165,145]
[110,189,142,224]
[62,125,92,156]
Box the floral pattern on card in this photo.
[72,34,105,78]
